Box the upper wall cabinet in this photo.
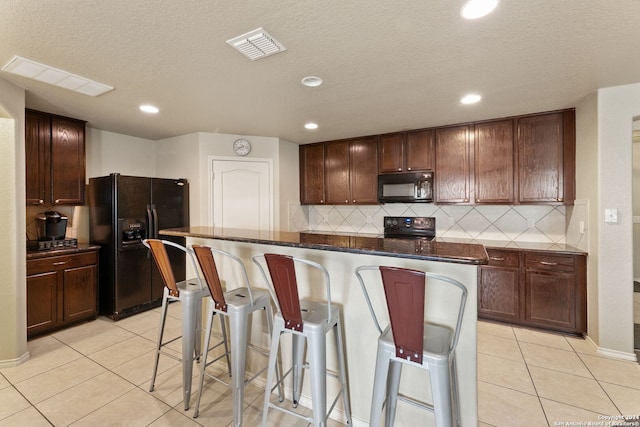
[474,119,515,204]
[26,109,86,205]
[325,137,378,204]
[299,143,325,204]
[378,130,434,173]
[435,125,473,204]
[517,110,575,204]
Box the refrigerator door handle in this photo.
[146,204,154,240]
[152,205,159,238]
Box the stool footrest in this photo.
[396,393,435,413]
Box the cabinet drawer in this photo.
[27,251,97,275]
[486,249,520,268]
[525,253,575,273]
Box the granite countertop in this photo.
[27,243,100,260]
[434,237,587,255]
[160,226,489,265]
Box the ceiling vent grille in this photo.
[1,55,113,96]
[226,28,286,61]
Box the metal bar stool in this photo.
[143,239,229,410]
[355,266,468,427]
[253,253,352,427]
[191,245,283,426]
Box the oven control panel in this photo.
[383,216,436,238]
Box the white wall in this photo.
[593,83,639,359]
[0,77,27,365]
[278,138,300,231]
[85,128,156,178]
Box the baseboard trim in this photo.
[595,344,638,362]
[0,351,30,368]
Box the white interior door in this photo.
[211,158,273,231]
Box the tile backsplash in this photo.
[289,203,567,243]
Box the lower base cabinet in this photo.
[27,248,98,337]
[478,248,586,334]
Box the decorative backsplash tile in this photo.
[288,203,567,243]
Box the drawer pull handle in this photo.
[490,257,505,261]
[539,261,558,266]
[52,261,68,266]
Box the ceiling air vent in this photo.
[226,28,286,61]
[1,55,113,96]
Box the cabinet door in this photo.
[63,264,98,323]
[518,112,566,203]
[378,133,404,173]
[525,269,576,330]
[435,125,473,203]
[25,111,51,205]
[406,129,434,171]
[50,117,85,204]
[325,140,350,204]
[300,143,325,204]
[475,119,515,204]
[27,271,59,335]
[478,249,521,322]
[349,137,378,204]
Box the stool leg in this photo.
[430,361,454,427]
[334,318,352,425]
[149,292,169,392]
[229,308,249,427]
[262,320,283,427]
[193,301,216,418]
[291,333,305,408]
[264,304,284,402]
[385,360,402,427]
[370,344,392,427]
[450,355,461,427]
[219,314,231,374]
[307,330,327,427]
[181,293,199,410]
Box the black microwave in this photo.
[378,172,433,203]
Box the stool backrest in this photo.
[191,244,256,310]
[143,238,203,297]
[380,266,426,364]
[355,265,468,362]
[253,253,333,332]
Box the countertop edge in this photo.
[27,244,100,260]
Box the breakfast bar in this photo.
[161,226,487,427]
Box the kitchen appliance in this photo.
[378,172,433,203]
[383,216,436,239]
[88,173,189,319]
[36,210,68,240]
[28,238,78,251]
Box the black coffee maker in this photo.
[36,211,68,241]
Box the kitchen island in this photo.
[160,226,488,427]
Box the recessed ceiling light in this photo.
[461,0,499,19]
[461,94,482,104]
[305,122,318,130]
[140,104,159,114]
[301,76,323,87]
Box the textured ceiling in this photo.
[1,1,639,144]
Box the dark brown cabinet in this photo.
[25,109,86,206]
[517,110,575,204]
[478,249,521,322]
[478,247,586,334]
[378,130,433,173]
[325,137,378,205]
[474,119,515,204]
[27,248,98,337]
[435,125,473,204]
[300,143,325,204]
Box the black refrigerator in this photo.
[88,173,189,319]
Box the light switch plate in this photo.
[604,208,618,223]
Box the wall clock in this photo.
[233,138,251,156]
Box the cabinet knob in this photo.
[345,200,349,203]
[352,199,356,203]
[38,199,44,204]
[54,199,60,204]
[557,198,562,202]
[320,200,324,204]
[398,168,402,171]
[407,167,411,171]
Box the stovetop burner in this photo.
[28,238,78,251]
[383,216,436,239]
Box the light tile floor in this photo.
[1,304,639,427]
